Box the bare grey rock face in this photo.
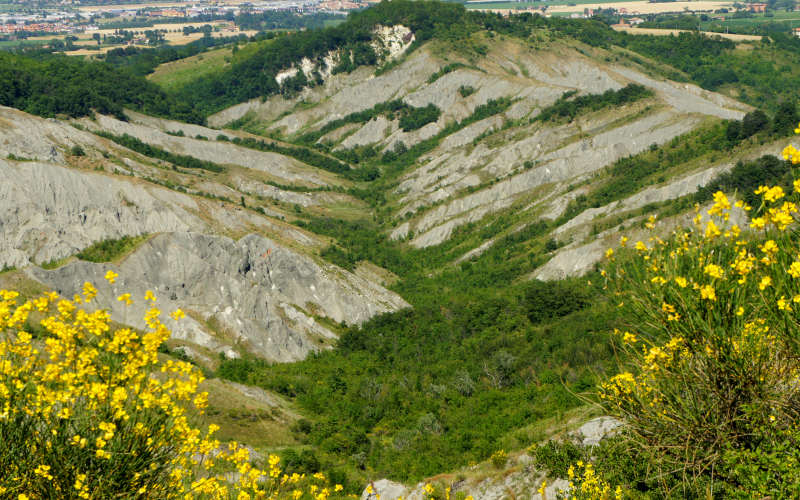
[0,105,107,162]
[0,159,197,268]
[575,417,623,447]
[84,114,331,186]
[611,66,749,120]
[338,116,396,149]
[27,232,409,362]
[406,111,700,248]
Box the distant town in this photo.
[1,0,799,53]
[0,0,377,40]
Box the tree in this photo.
[741,109,769,137]
[772,100,798,134]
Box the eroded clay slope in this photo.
[28,232,408,362]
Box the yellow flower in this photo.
[605,248,614,259]
[759,276,772,290]
[104,270,118,284]
[704,220,721,239]
[144,290,156,302]
[703,264,724,279]
[750,217,767,230]
[674,276,688,288]
[82,282,98,302]
[755,185,785,203]
[708,191,730,219]
[700,284,716,301]
[170,309,185,321]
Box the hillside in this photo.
[1,0,799,496]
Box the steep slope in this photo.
[209,33,757,280]
[0,105,408,364]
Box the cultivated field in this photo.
[465,0,637,8]
[549,1,734,14]
[17,21,258,57]
[612,26,763,41]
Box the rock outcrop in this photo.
[28,232,408,362]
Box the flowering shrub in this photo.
[564,462,622,500]
[588,135,800,497]
[0,278,342,499]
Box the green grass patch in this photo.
[76,234,150,263]
[40,256,71,270]
[148,48,232,92]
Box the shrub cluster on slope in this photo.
[533,84,653,123]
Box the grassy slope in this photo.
[148,47,232,91]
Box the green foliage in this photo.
[533,84,653,123]
[40,257,70,270]
[70,145,86,157]
[427,62,470,84]
[221,203,617,482]
[530,440,585,477]
[772,100,799,135]
[398,104,441,132]
[76,234,149,263]
[721,425,800,499]
[0,52,202,123]
[524,280,591,324]
[95,132,225,173]
[458,85,475,98]
[639,14,700,31]
[694,155,793,208]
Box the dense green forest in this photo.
[0,52,202,123]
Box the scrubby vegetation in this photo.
[534,84,653,123]
[76,234,150,263]
[219,207,617,481]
